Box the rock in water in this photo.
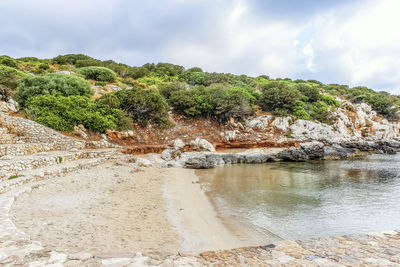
[184,154,217,169]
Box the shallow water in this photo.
[197,153,400,241]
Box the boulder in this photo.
[246,115,273,131]
[136,158,152,167]
[224,130,237,142]
[73,124,88,139]
[276,147,309,161]
[184,154,218,169]
[173,139,185,149]
[192,138,215,152]
[161,148,181,161]
[323,145,355,159]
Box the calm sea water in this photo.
[197,153,400,241]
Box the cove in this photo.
[196,153,400,241]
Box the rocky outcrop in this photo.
[174,141,400,169]
[245,101,400,143]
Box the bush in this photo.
[95,81,107,86]
[15,73,92,107]
[159,82,186,99]
[0,65,27,101]
[296,83,320,102]
[25,95,117,132]
[0,56,18,68]
[76,66,116,82]
[258,82,302,113]
[311,101,336,125]
[213,86,254,121]
[321,94,340,107]
[75,58,102,68]
[52,54,94,65]
[168,84,254,121]
[114,87,170,127]
[293,101,311,120]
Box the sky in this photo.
[0,0,400,94]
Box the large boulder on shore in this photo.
[184,154,219,169]
[191,138,216,152]
[161,147,182,161]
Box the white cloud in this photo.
[0,0,399,93]
[308,0,400,93]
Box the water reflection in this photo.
[197,153,400,240]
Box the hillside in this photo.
[0,54,399,150]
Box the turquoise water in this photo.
[197,153,400,241]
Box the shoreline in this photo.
[163,167,254,252]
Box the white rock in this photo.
[246,115,273,131]
[192,138,215,152]
[271,117,291,132]
[225,130,237,142]
[173,139,185,149]
[48,251,67,264]
[101,257,132,266]
[68,252,93,261]
[136,158,152,167]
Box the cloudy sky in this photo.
[1,0,399,93]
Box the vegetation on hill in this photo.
[0,54,398,133]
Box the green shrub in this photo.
[293,101,311,120]
[296,83,320,102]
[0,55,18,68]
[76,66,116,82]
[38,63,50,70]
[52,54,94,65]
[95,81,107,86]
[311,101,336,125]
[321,94,340,107]
[15,73,92,107]
[75,58,102,67]
[114,87,170,127]
[168,84,254,121]
[26,95,118,132]
[258,82,302,113]
[0,65,28,101]
[213,86,254,121]
[159,82,186,99]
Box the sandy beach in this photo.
[10,158,180,256]
[9,155,259,256]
